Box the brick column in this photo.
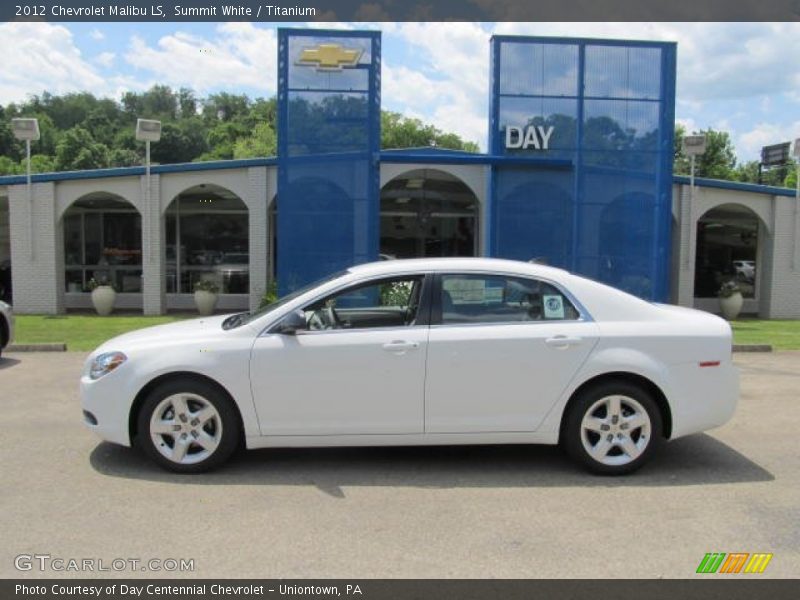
[8,181,63,314]
[247,167,268,312]
[762,196,800,318]
[675,183,697,307]
[141,173,165,315]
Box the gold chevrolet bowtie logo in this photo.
[297,44,363,71]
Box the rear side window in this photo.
[439,274,580,324]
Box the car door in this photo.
[250,274,431,436]
[425,272,599,433]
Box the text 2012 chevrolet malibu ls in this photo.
[81,258,739,475]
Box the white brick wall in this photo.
[5,171,800,318]
[0,196,10,264]
[246,167,269,312]
[762,197,800,318]
[8,182,63,314]
[141,173,165,315]
[670,182,800,318]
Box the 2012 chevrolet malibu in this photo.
[80,258,739,475]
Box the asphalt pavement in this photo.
[0,351,798,578]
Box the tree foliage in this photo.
[381,111,479,152]
[673,125,737,179]
[2,87,794,190]
[0,88,479,176]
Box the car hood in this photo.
[93,314,239,354]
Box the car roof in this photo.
[348,257,570,279]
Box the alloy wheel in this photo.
[149,393,223,465]
[580,395,652,467]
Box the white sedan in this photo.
[81,258,738,475]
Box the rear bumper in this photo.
[668,361,739,439]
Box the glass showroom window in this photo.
[63,196,142,293]
[166,186,249,295]
[694,204,759,299]
[380,169,479,260]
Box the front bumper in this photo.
[80,369,135,447]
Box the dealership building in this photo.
[0,29,799,317]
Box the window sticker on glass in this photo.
[444,278,487,304]
[543,295,565,319]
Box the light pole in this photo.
[11,118,40,260]
[135,119,162,265]
[682,134,707,268]
[793,138,800,270]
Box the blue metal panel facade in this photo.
[489,36,677,301]
[277,28,381,294]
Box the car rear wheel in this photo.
[136,379,241,473]
[562,381,663,475]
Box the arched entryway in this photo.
[380,169,479,259]
[164,184,249,297]
[63,192,142,294]
[694,203,763,300]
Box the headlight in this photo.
[89,351,127,380]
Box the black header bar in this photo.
[2,0,799,22]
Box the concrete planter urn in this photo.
[718,281,743,321]
[193,280,220,316]
[90,285,116,316]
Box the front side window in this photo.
[303,276,424,331]
[439,274,579,324]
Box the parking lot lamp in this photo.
[135,119,162,264]
[682,134,707,268]
[11,118,40,260]
[793,138,800,269]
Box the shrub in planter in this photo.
[194,280,220,316]
[87,278,117,316]
[259,280,279,309]
[717,280,743,321]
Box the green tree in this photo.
[673,127,737,180]
[732,160,760,184]
[30,154,55,173]
[55,127,109,171]
[0,156,21,175]
[786,167,797,189]
[233,121,277,158]
[202,92,250,123]
[381,111,478,151]
[108,148,140,168]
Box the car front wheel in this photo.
[136,379,241,473]
[562,381,663,475]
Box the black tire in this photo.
[135,378,241,473]
[561,380,663,475]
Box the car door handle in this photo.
[545,335,583,348]
[382,340,419,353]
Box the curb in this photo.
[7,343,67,352]
[733,344,772,353]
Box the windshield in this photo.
[222,270,349,330]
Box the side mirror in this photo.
[275,309,307,335]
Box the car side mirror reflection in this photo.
[276,309,307,335]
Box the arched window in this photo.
[694,204,761,299]
[63,193,142,293]
[165,184,249,295]
[380,169,479,259]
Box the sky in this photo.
[0,21,798,162]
